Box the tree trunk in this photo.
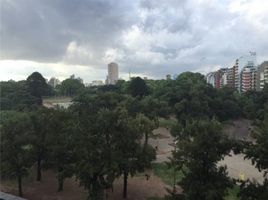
[123,171,128,199]
[18,172,23,197]
[58,177,64,192]
[57,168,64,192]
[144,133,148,148]
[37,154,42,181]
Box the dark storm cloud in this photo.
[1,0,138,62]
[139,0,192,33]
[1,0,268,81]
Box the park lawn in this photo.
[159,118,177,129]
[225,185,240,200]
[152,163,184,187]
[151,163,240,200]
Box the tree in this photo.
[211,87,242,121]
[71,91,156,199]
[26,72,49,105]
[140,95,170,125]
[59,78,85,96]
[71,94,121,199]
[135,113,156,149]
[30,107,54,181]
[0,112,34,197]
[46,108,76,191]
[168,72,211,126]
[116,79,129,94]
[240,104,268,199]
[113,108,155,198]
[171,119,234,200]
[0,80,36,110]
[128,77,149,97]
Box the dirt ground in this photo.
[0,169,168,200]
[149,121,264,183]
[223,119,253,141]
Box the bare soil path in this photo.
[1,169,168,200]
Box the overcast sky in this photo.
[1,0,268,82]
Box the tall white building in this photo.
[107,62,119,85]
[206,72,215,87]
[238,52,257,72]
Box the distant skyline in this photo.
[1,0,268,82]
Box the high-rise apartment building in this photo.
[240,64,257,92]
[206,72,215,87]
[206,59,241,91]
[205,54,268,93]
[220,68,228,87]
[233,59,239,90]
[214,70,221,88]
[256,61,268,91]
[107,62,119,85]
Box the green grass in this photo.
[152,163,184,186]
[225,185,240,200]
[151,163,240,200]
[159,118,177,128]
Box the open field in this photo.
[43,96,72,103]
[43,96,72,108]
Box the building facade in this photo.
[240,64,257,92]
[107,62,119,85]
[206,72,215,87]
[256,61,268,91]
[205,53,268,92]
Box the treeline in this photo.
[0,71,267,200]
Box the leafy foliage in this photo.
[59,77,85,96]
[0,112,35,196]
[26,72,50,105]
[46,108,76,191]
[71,91,156,199]
[30,107,55,181]
[239,105,268,199]
[172,119,234,200]
[128,77,149,97]
[0,80,37,110]
[1,71,268,200]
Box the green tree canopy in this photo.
[46,108,76,191]
[0,112,35,197]
[26,72,49,105]
[30,107,54,181]
[59,77,85,96]
[239,104,268,200]
[168,72,211,126]
[0,80,37,110]
[128,77,149,97]
[171,119,234,200]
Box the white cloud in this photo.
[1,0,268,81]
[0,60,107,83]
[63,41,94,65]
